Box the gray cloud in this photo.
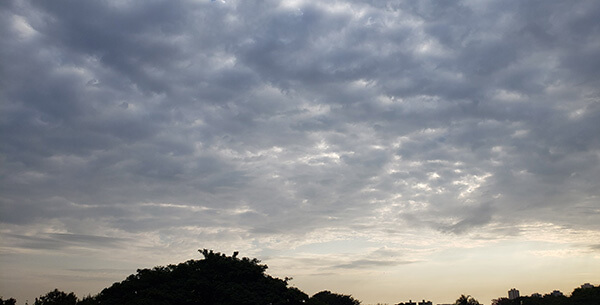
[1,0,600,290]
[332,258,415,270]
[330,247,418,269]
[5,233,128,251]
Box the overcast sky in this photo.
[1,0,600,304]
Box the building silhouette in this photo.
[508,288,520,300]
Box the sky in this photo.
[1,0,600,304]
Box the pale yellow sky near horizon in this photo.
[2,222,598,305]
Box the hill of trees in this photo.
[3,250,599,305]
[20,249,361,305]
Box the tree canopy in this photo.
[0,297,17,305]
[309,290,361,305]
[494,285,600,305]
[91,249,309,305]
[570,285,600,305]
[455,294,481,305]
[33,289,77,305]
[24,250,363,305]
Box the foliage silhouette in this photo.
[76,295,98,305]
[494,285,599,305]
[91,249,308,305]
[454,294,481,305]
[309,290,361,305]
[0,297,17,305]
[34,289,77,305]
[569,286,600,305]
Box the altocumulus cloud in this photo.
[1,0,600,303]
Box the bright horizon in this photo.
[1,243,598,304]
[1,1,600,305]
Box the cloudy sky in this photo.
[1,0,600,304]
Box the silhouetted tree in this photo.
[92,249,308,305]
[570,285,600,305]
[454,295,481,305]
[309,290,361,305]
[76,295,97,305]
[491,286,600,305]
[34,289,77,305]
[0,297,17,305]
